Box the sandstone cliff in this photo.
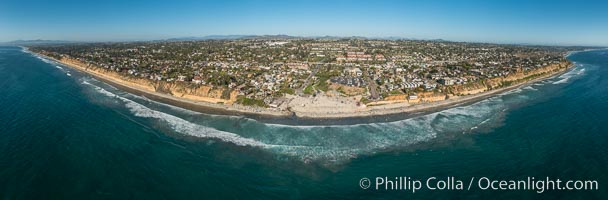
[381,61,571,104]
[58,56,237,104]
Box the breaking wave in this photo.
[126,93,202,115]
[523,86,538,91]
[77,76,525,165]
[82,80,271,147]
[553,65,585,84]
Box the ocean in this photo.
[0,46,606,199]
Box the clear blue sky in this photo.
[1,0,607,46]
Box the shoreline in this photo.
[28,48,576,124]
[28,50,291,118]
[289,62,573,122]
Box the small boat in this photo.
[66,73,71,76]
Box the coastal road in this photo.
[366,76,380,99]
[296,65,318,96]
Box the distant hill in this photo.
[9,36,597,48]
[166,35,255,41]
[2,35,453,45]
[166,34,314,41]
[2,39,76,45]
[242,35,302,40]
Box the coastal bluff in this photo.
[382,61,572,104]
[55,56,237,105]
[31,49,574,119]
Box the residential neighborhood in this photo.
[30,37,574,109]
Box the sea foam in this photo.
[83,80,272,147]
[80,77,508,165]
[553,65,585,84]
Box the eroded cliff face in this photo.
[452,61,571,94]
[58,56,237,104]
[484,62,570,89]
[379,91,447,104]
[381,61,572,104]
[416,92,447,103]
[450,83,487,96]
[155,82,237,104]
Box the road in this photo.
[366,76,380,99]
[296,65,318,96]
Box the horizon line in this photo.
[3,34,607,48]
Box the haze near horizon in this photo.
[1,0,607,46]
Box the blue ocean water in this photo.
[0,46,607,199]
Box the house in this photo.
[344,67,363,77]
[192,76,203,84]
[268,98,287,109]
[438,78,455,86]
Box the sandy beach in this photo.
[287,67,570,119]
[30,50,573,121]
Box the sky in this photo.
[1,0,607,46]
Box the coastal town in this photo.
[28,37,577,117]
